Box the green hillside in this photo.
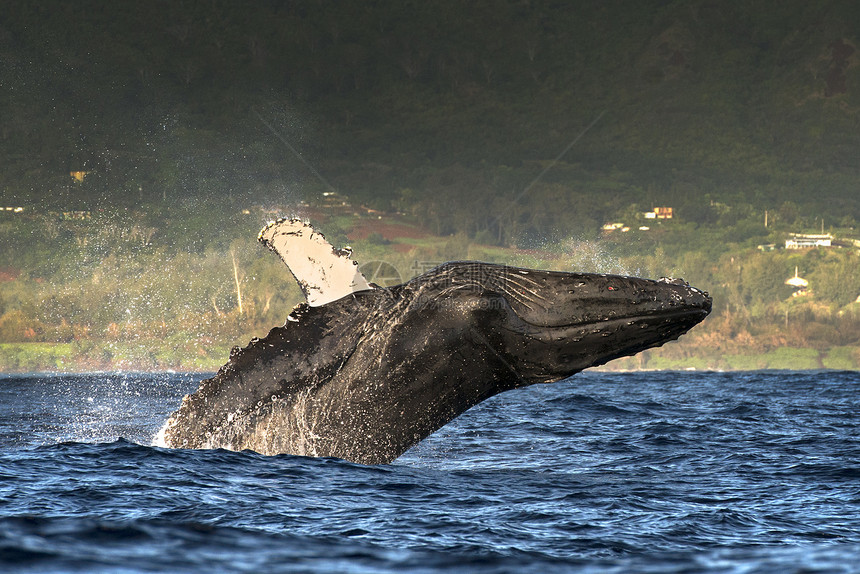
[0,1,858,370]
[3,2,859,220]
[0,202,858,372]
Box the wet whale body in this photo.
[160,219,712,464]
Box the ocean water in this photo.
[1,370,859,573]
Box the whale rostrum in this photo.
[159,219,712,464]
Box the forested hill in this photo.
[2,0,859,241]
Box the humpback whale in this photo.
[160,219,711,464]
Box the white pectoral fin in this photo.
[259,218,372,306]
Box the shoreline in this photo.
[1,342,856,374]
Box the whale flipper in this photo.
[258,218,372,306]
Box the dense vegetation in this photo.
[1,201,858,371]
[0,1,858,370]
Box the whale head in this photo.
[404,262,712,385]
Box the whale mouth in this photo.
[606,305,712,332]
[516,293,713,332]
[507,303,713,380]
[522,306,711,338]
[618,295,713,324]
[509,293,712,356]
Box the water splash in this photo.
[559,237,632,275]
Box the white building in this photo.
[785,234,832,249]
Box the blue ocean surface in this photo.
[1,370,859,573]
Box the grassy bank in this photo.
[2,341,856,374]
[0,342,230,373]
[598,345,860,372]
[2,209,859,375]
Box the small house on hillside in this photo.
[643,207,673,219]
[321,192,350,210]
